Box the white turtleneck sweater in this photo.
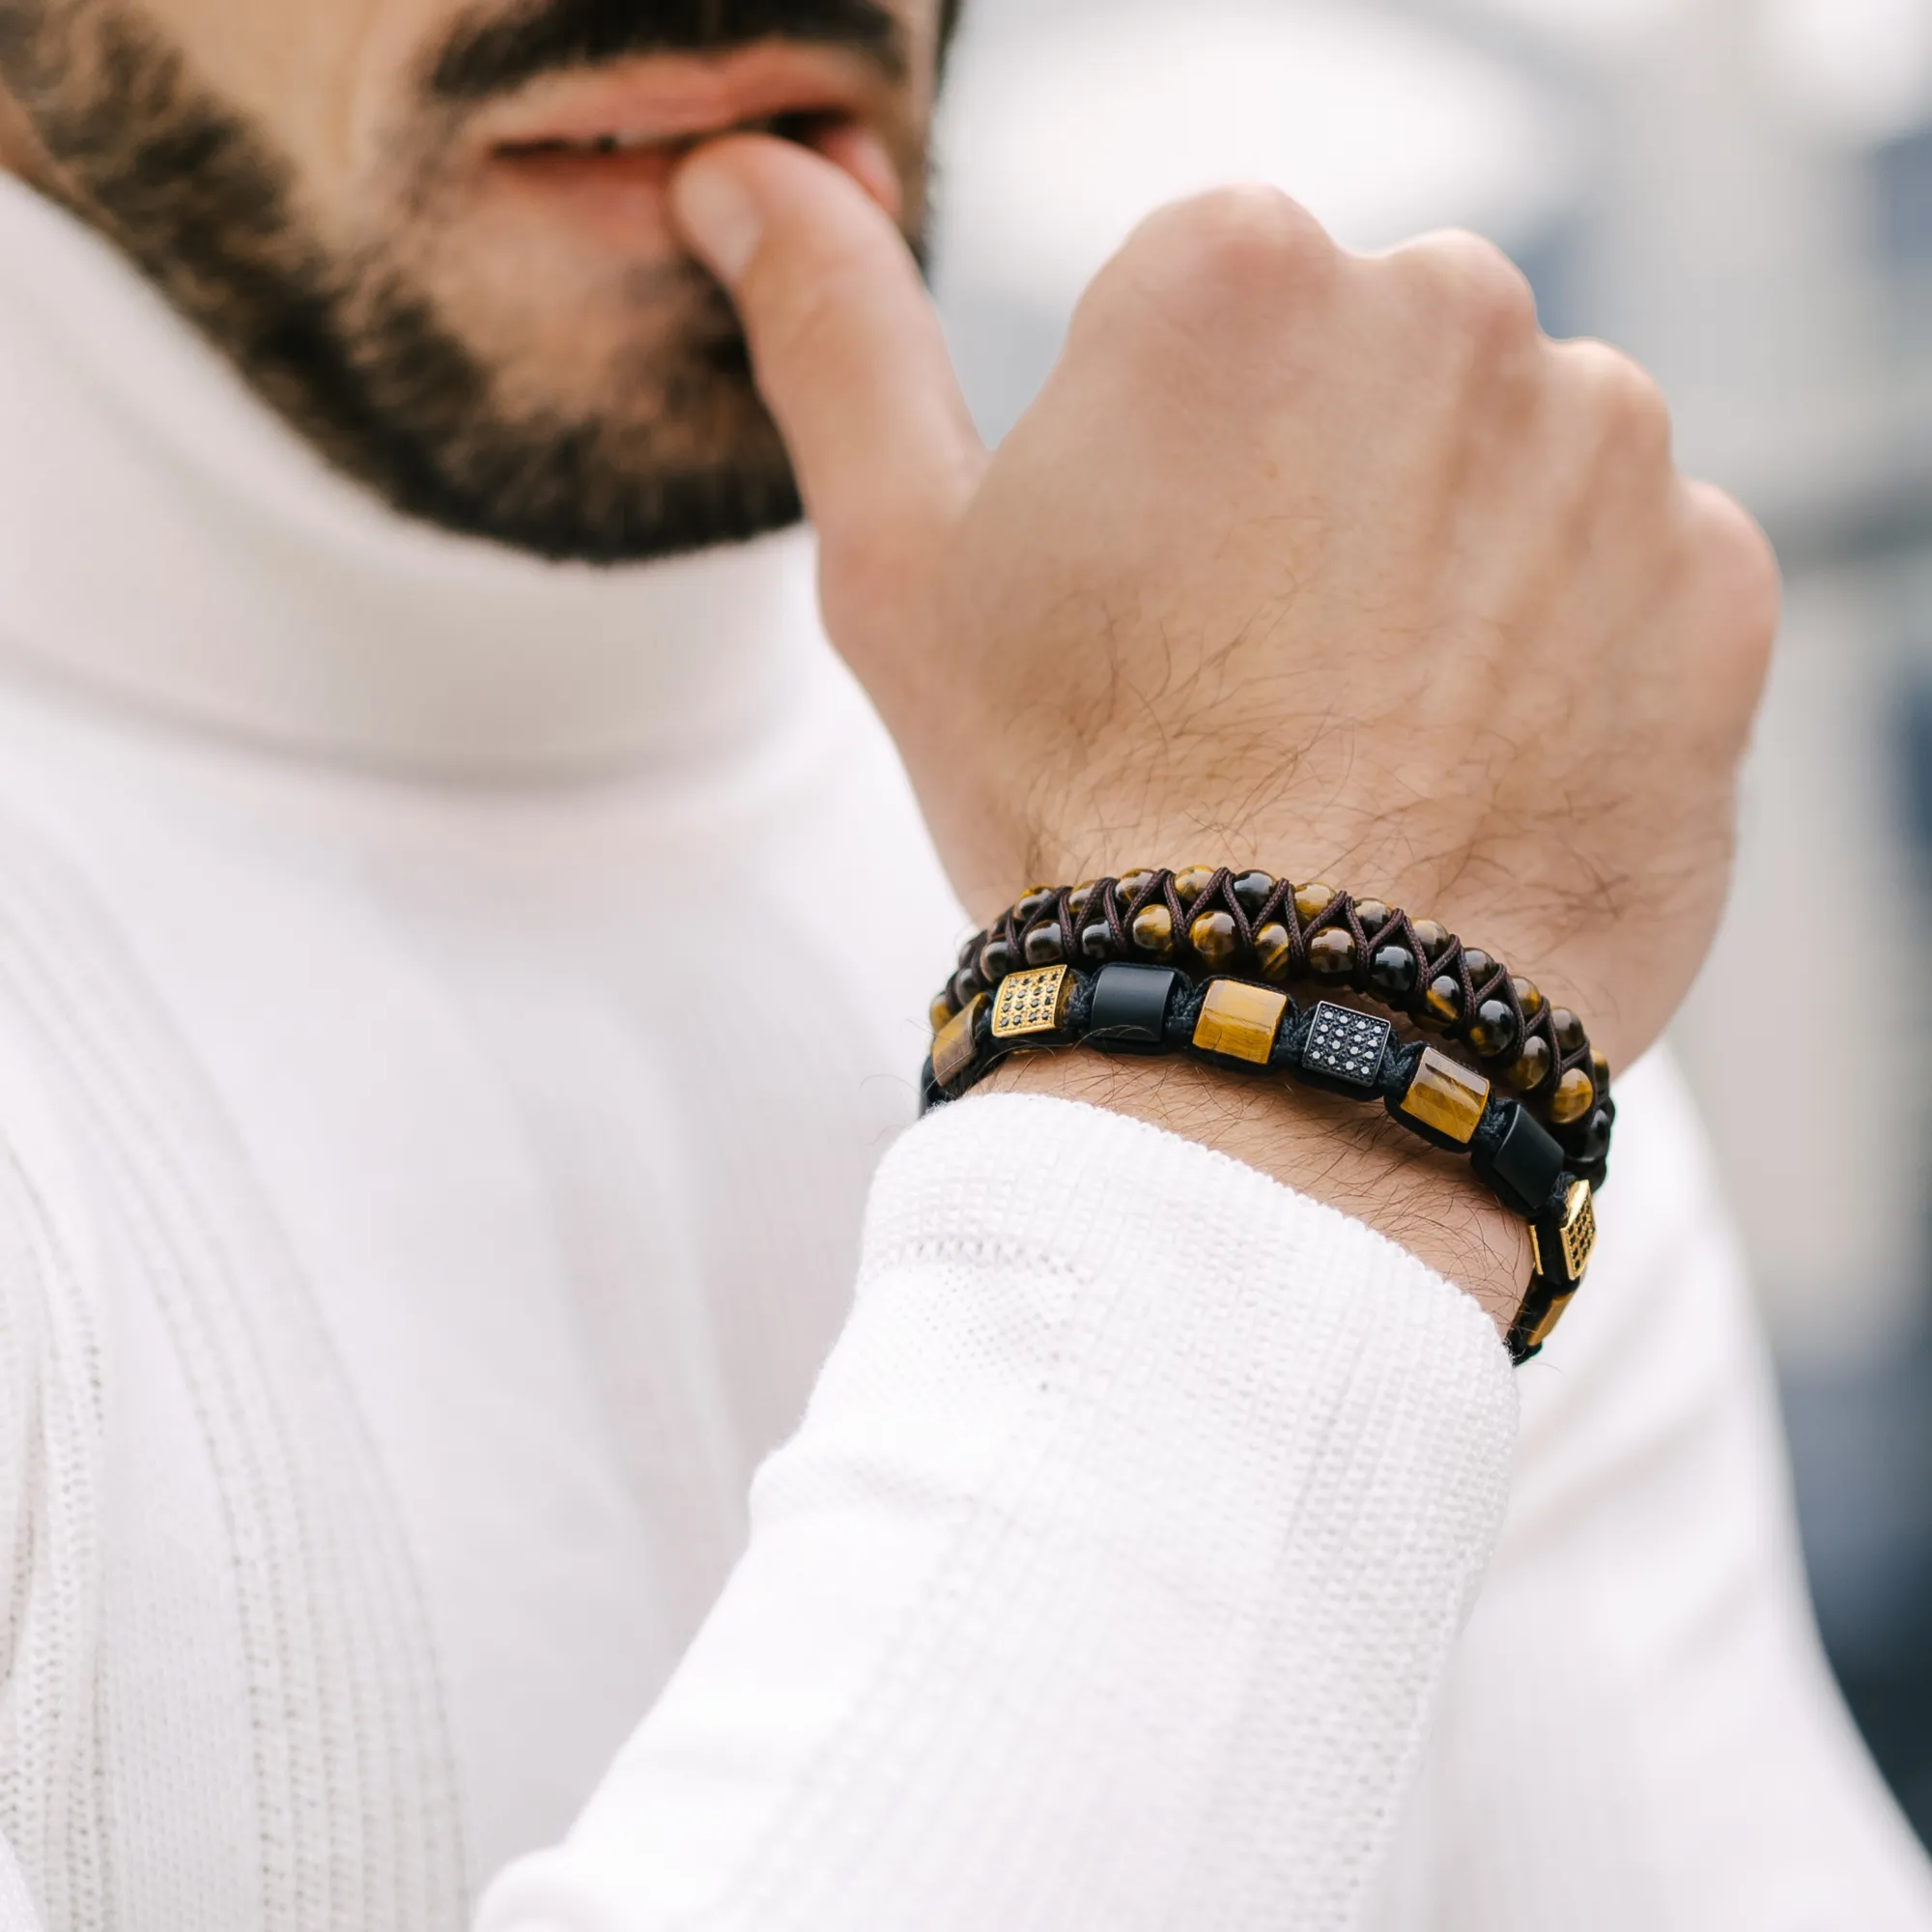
[0,175,1925,1932]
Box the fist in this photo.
[675,145,1776,1077]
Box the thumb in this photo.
[671,133,984,590]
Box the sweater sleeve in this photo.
[478,1092,1519,1932]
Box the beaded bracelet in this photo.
[934,868,1613,1173]
[922,957,1605,1365]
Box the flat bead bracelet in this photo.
[921,959,1605,1364]
[934,867,1613,1172]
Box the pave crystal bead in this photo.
[1131,904,1177,960]
[1400,1046,1492,1147]
[1468,997,1520,1060]
[1308,928,1358,979]
[1174,867,1220,907]
[1079,921,1115,963]
[1411,919,1451,960]
[1504,1035,1552,1093]
[1254,922,1294,982]
[1421,974,1462,1031]
[991,965,1073,1040]
[978,936,1018,983]
[1369,944,1418,998]
[1294,881,1340,925]
[1023,923,1067,967]
[1188,910,1242,970]
[1552,1008,1587,1056]
[1550,1066,1595,1124]
[1192,979,1291,1065]
[1300,1001,1394,1093]
[1233,871,1276,919]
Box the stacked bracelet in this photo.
[923,871,1615,1365]
[933,867,1613,1170]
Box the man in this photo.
[0,0,1923,1927]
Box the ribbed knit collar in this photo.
[0,176,823,781]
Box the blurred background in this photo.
[927,0,1932,1843]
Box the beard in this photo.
[0,0,943,564]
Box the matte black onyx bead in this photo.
[1088,964,1180,1053]
[1188,909,1241,970]
[1254,923,1294,982]
[1421,974,1462,1031]
[1472,1102,1567,1220]
[1013,887,1057,926]
[1573,1105,1614,1166]
[1079,922,1115,963]
[1369,944,1418,998]
[1174,866,1220,906]
[1131,904,1177,960]
[1552,1008,1587,1056]
[1023,923,1067,967]
[1308,928,1357,979]
[1232,871,1276,920]
[978,936,1018,982]
[1468,998,1520,1060]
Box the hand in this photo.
[671,138,1777,1317]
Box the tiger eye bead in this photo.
[1254,922,1294,982]
[1550,1067,1595,1124]
[1131,904,1177,960]
[929,992,958,1035]
[1463,949,1495,988]
[1233,871,1276,920]
[1067,881,1102,921]
[1421,974,1463,1031]
[1468,998,1520,1060]
[1308,928,1358,979]
[1188,910,1241,970]
[1370,944,1418,998]
[1115,869,1157,911]
[1575,1105,1614,1165]
[1504,1036,1552,1093]
[1411,919,1451,960]
[1014,886,1057,927]
[978,936,1018,983]
[1079,922,1115,963]
[1354,899,1393,939]
[1593,1050,1612,1094]
[1174,867,1219,907]
[1513,978,1546,1022]
[1552,1009,1587,1056]
[1024,923,1067,968]
[959,934,984,971]
[1294,881,1340,925]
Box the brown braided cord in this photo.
[944,868,1605,1140]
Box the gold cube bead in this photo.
[1530,1178,1598,1287]
[1399,1046,1492,1146]
[932,994,987,1088]
[1191,979,1290,1066]
[990,965,1073,1041]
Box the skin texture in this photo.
[670,141,1779,1328]
[0,0,943,557]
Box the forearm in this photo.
[481,1095,1519,1932]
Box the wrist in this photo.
[975,1052,1531,1338]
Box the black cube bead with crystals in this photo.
[1295,1001,1394,1095]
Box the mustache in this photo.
[429,0,911,103]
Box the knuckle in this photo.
[1560,338,1673,456]
[1679,481,1780,704]
[1123,184,1337,306]
[1395,229,1538,342]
